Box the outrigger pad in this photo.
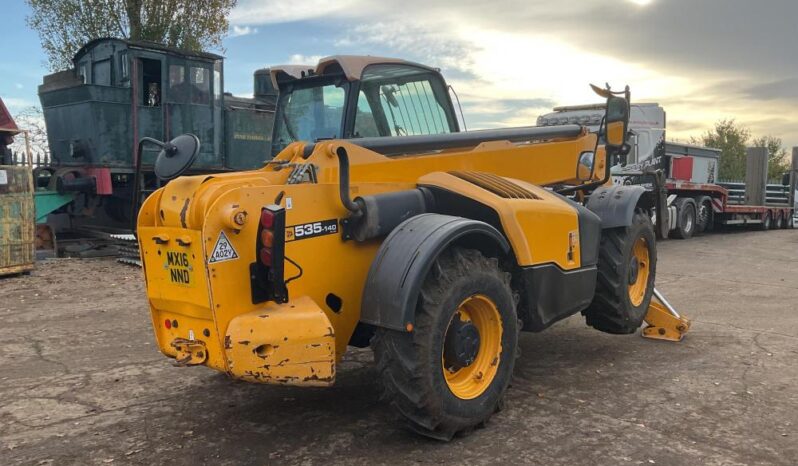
[641,292,691,342]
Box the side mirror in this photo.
[576,151,595,182]
[604,95,629,149]
[153,134,201,180]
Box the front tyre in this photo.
[371,248,518,440]
[583,210,657,334]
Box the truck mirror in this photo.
[577,151,595,181]
[604,95,628,149]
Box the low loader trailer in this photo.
[137,56,688,440]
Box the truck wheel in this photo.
[760,212,771,231]
[671,198,696,239]
[695,196,713,234]
[371,248,518,440]
[774,213,784,229]
[784,213,793,229]
[582,210,656,334]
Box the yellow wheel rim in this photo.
[442,294,503,400]
[627,237,650,307]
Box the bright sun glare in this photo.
[628,0,653,5]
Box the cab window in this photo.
[190,66,210,105]
[355,64,456,137]
[353,91,380,138]
[273,82,346,152]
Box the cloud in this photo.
[287,54,324,66]
[230,0,361,25]
[230,25,258,37]
[228,0,798,147]
[744,78,798,102]
[2,97,36,112]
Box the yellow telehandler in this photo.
[137,56,688,440]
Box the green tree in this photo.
[752,135,790,181]
[26,0,238,71]
[691,119,750,180]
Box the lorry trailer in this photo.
[538,104,795,239]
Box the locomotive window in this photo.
[92,59,111,86]
[140,58,162,107]
[169,65,186,102]
[214,70,221,101]
[190,67,210,105]
[119,51,129,80]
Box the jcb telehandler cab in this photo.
[137,56,687,440]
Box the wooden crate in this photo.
[0,165,34,276]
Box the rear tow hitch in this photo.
[170,338,208,366]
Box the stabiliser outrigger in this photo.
[137,56,689,440]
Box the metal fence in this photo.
[2,149,51,168]
[718,180,792,205]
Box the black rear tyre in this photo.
[583,211,657,334]
[695,196,712,234]
[371,248,518,441]
[671,198,696,239]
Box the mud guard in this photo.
[586,185,648,228]
[360,213,510,332]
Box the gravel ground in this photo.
[1,228,797,465]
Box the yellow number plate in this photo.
[165,250,194,287]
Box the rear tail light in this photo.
[251,204,287,304]
[260,209,275,229]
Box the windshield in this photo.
[272,81,346,155]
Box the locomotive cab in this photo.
[37,38,275,227]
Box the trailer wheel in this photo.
[760,212,772,231]
[583,210,657,334]
[671,198,696,239]
[784,213,793,229]
[695,196,713,234]
[774,212,783,229]
[371,248,518,441]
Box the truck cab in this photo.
[538,102,666,172]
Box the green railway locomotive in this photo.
[38,38,277,227]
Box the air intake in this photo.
[449,171,540,200]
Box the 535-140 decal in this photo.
[285,219,339,242]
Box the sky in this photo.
[2,0,797,149]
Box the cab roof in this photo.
[73,38,223,64]
[268,55,440,88]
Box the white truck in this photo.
[538,103,794,239]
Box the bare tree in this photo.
[8,106,51,161]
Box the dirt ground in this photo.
[1,228,797,465]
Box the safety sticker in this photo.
[209,231,239,263]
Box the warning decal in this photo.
[208,231,239,263]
